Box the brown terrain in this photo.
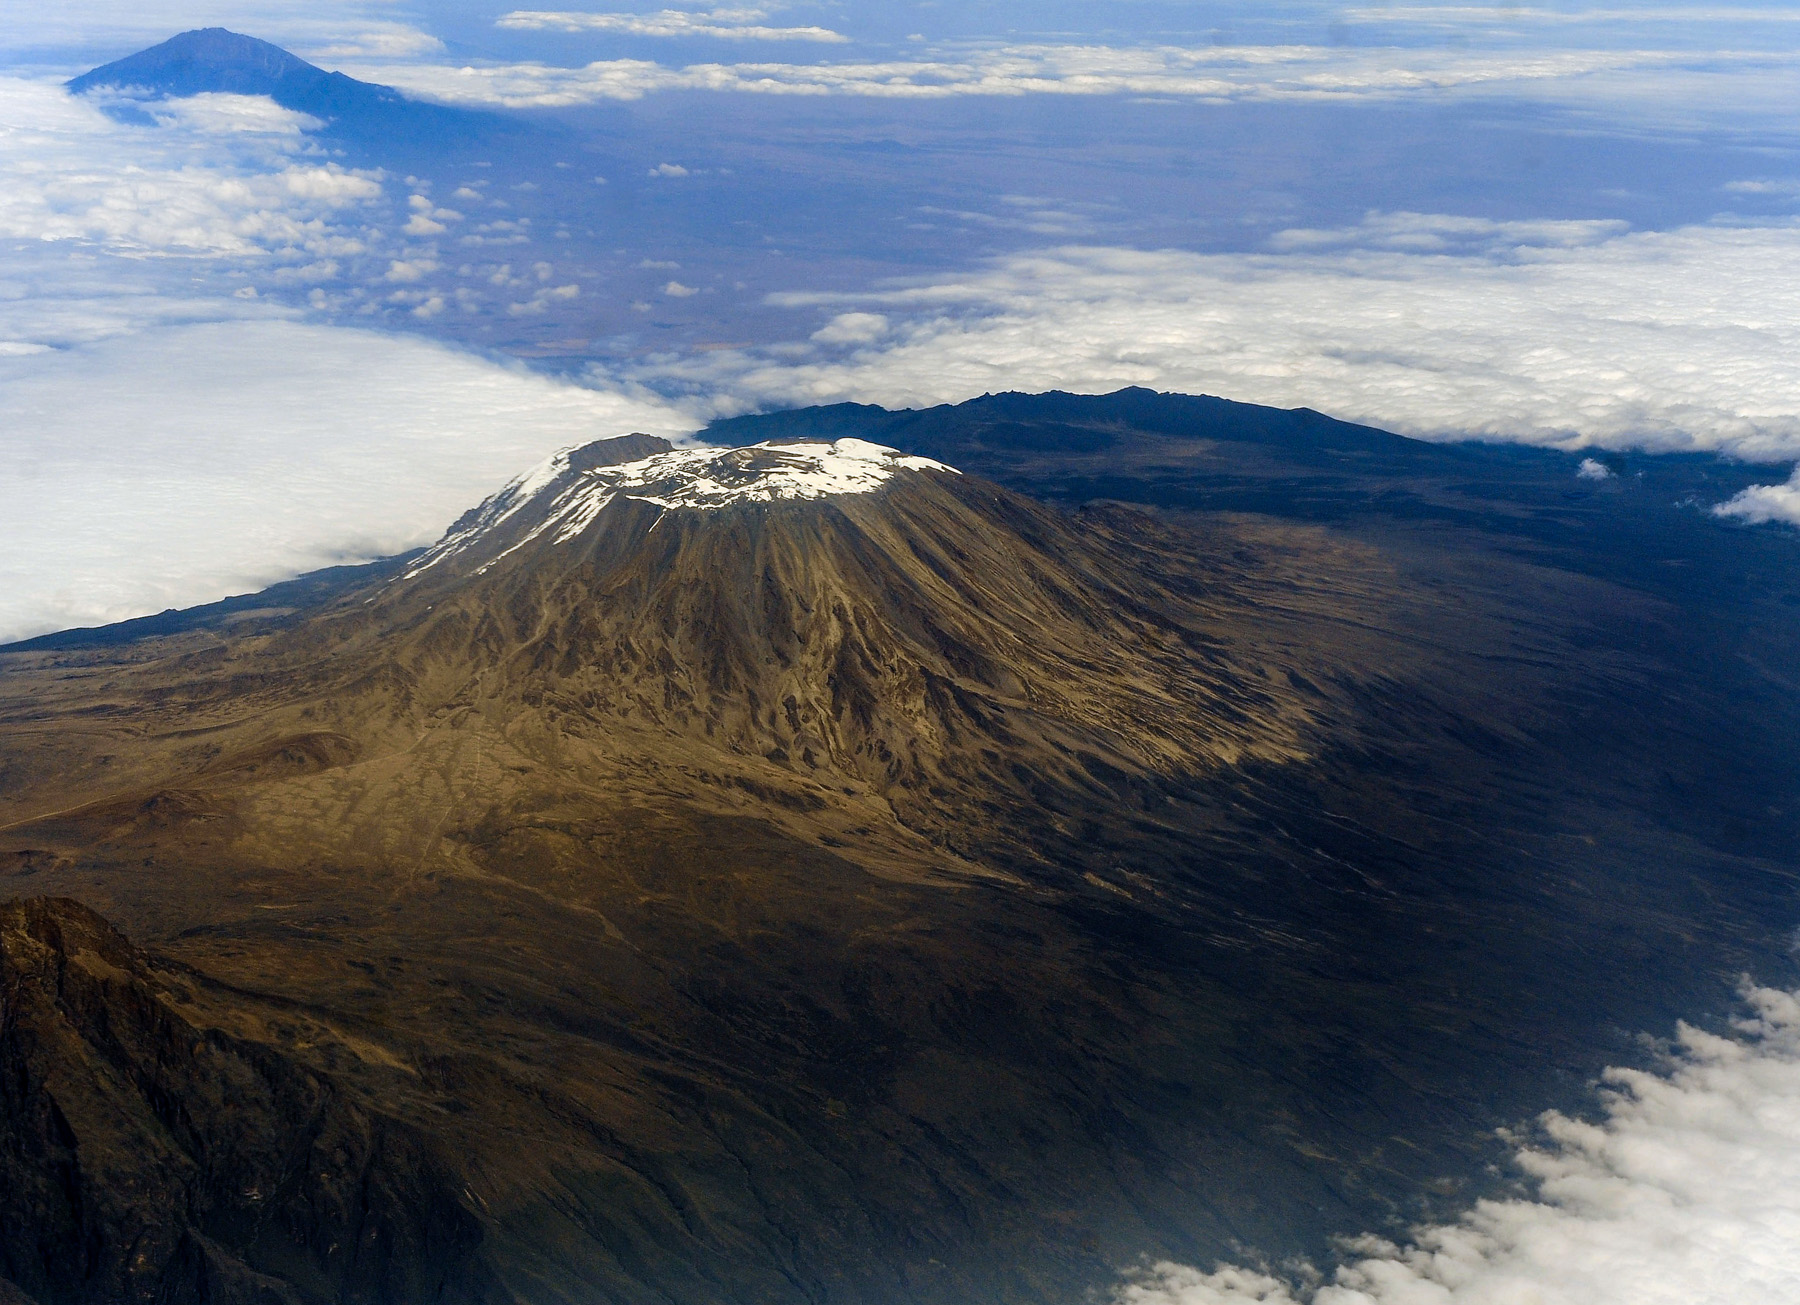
[1,391,1796,1304]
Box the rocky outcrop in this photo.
[0,898,495,1305]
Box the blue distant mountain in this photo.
[68,28,510,144]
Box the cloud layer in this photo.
[620,215,1800,464]
[0,77,383,274]
[0,73,709,645]
[1120,983,1800,1305]
[498,8,849,43]
[0,320,691,643]
[351,40,1800,116]
[0,0,437,62]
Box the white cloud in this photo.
[1338,5,1800,31]
[0,320,694,644]
[348,42,1800,113]
[1576,456,1615,480]
[497,8,850,43]
[664,279,699,297]
[0,79,383,259]
[295,27,447,60]
[619,216,1800,461]
[1117,983,1800,1305]
[0,80,383,255]
[1268,212,1630,254]
[917,201,1095,238]
[811,311,888,344]
[505,281,581,314]
[384,258,436,281]
[0,75,699,643]
[1716,470,1800,528]
[650,162,691,177]
[1726,179,1800,197]
[0,1,435,61]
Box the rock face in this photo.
[0,398,1796,1304]
[0,898,493,1305]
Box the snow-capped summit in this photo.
[408,436,959,578]
[359,420,1286,803]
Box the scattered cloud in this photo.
[664,279,699,296]
[650,162,691,177]
[0,79,382,258]
[507,280,581,314]
[497,8,850,43]
[619,216,1800,461]
[811,311,888,345]
[384,258,437,281]
[1116,982,1800,1305]
[1577,456,1615,480]
[1716,470,1800,528]
[402,194,462,236]
[0,320,693,644]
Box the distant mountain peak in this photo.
[67,28,384,104]
[69,28,313,91]
[407,436,960,579]
[62,27,489,141]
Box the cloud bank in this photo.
[0,0,437,63]
[498,8,849,43]
[0,74,709,645]
[1120,983,1800,1305]
[352,40,1800,116]
[621,215,1800,464]
[0,320,692,644]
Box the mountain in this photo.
[1,393,1796,1304]
[67,29,503,144]
[0,897,495,1304]
[376,433,1316,854]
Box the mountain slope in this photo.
[0,404,1796,1303]
[0,897,497,1305]
[354,435,1318,857]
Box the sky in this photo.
[2,1,1800,1297]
